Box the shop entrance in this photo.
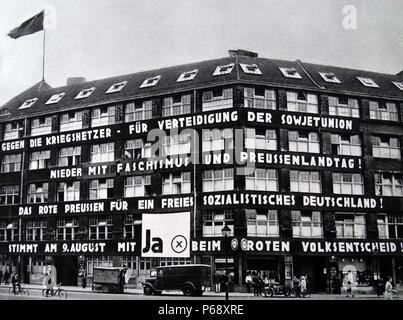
[293,256,327,292]
[247,256,280,282]
[54,256,78,286]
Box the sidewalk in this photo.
[1,284,400,299]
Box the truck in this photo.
[142,264,212,296]
[92,266,126,293]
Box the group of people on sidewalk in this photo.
[213,271,234,293]
[0,269,21,294]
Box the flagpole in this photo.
[42,27,45,81]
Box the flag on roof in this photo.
[7,10,44,39]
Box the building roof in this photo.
[1,51,403,120]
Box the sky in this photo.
[0,0,402,106]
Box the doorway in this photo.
[54,256,79,286]
[293,256,327,292]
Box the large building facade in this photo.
[1,49,403,293]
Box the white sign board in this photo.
[141,212,190,258]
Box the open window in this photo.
[279,67,302,79]
[177,70,198,82]
[106,81,127,93]
[140,75,161,88]
[19,98,38,109]
[357,77,379,88]
[213,63,235,76]
[45,93,65,104]
[239,63,262,75]
[75,87,96,99]
[319,72,341,83]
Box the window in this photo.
[244,87,276,110]
[286,91,318,113]
[89,179,114,199]
[0,185,19,205]
[245,168,278,191]
[392,81,403,91]
[30,117,52,136]
[0,221,18,241]
[328,96,359,118]
[106,81,127,94]
[162,94,191,117]
[58,147,81,166]
[87,256,113,276]
[377,214,388,239]
[3,122,23,140]
[19,98,38,109]
[369,101,399,121]
[123,214,141,239]
[290,170,321,193]
[357,77,379,88]
[125,100,152,122]
[335,213,366,238]
[372,136,401,160]
[56,218,79,240]
[280,67,302,79]
[288,131,320,153]
[247,209,279,237]
[75,87,95,99]
[91,106,116,127]
[27,183,49,203]
[202,168,234,192]
[162,172,191,195]
[29,151,51,170]
[162,133,191,156]
[124,139,151,159]
[213,63,235,76]
[60,111,83,131]
[291,211,323,238]
[375,173,403,197]
[244,128,277,150]
[57,181,80,202]
[177,70,198,82]
[202,88,233,111]
[124,175,151,197]
[202,211,234,237]
[333,173,364,195]
[1,154,21,173]
[159,258,192,267]
[45,93,65,104]
[89,217,113,240]
[331,134,362,156]
[140,75,161,88]
[319,72,341,83]
[91,143,114,163]
[386,215,403,239]
[25,219,47,241]
[202,129,233,152]
[239,63,262,75]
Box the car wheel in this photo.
[183,285,194,296]
[143,285,154,296]
[265,288,274,297]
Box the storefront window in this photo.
[339,258,374,287]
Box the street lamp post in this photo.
[221,224,231,301]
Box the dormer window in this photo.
[177,70,198,82]
[319,72,341,83]
[75,87,96,99]
[357,77,379,88]
[213,63,235,76]
[280,67,302,79]
[106,81,127,94]
[140,75,161,88]
[19,98,38,110]
[239,63,262,75]
[0,108,10,117]
[392,81,403,91]
[45,93,65,105]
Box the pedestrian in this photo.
[3,269,10,285]
[43,273,53,297]
[256,272,264,296]
[11,273,21,295]
[345,270,355,298]
[376,276,384,297]
[293,275,301,297]
[228,272,234,292]
[252,271,259,296]
[213,271,221,293]
[245,272,252,293]
[220,272,228,293]
[0,269,3,284]
[300,276,307,295]
[81,272,87,289]
[384,276,397,300]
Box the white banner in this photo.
[141,212,190,258]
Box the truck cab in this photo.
[142,264,211,296]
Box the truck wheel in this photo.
[182,285,194,296]
[144,285,154,296]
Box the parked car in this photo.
[142,264,211,296]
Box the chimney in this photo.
[228,49,258,58]
[67,77,86,86]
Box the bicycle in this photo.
[42,283,67,299]
[9,284,29,296]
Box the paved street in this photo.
[0,284,401,300]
